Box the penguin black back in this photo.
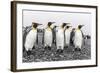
[70,28,75,46]
[52,26,57,45]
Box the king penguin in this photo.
[24,22,42,56]
[73,25,84,51]
[56,23,68,53]
[65,25,72,48]
[44,22,55,50]
[52,26,57,46]
[70,28,75,46]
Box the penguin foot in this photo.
[56,49,63,54]
[27,50,34,56]
[26,50,32,59]
[27,50,31,56]
[47,46,51,50]
[64,46,68,49]
[75,48,78,51]
[78,48,81,51]
[44,46,47,50]
[32,46,35,50]
[44,46,51,50]
[75,48,81,51]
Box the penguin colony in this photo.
[24,22,85,57]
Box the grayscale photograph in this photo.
[11,2,97,71]
[22,10,91,63]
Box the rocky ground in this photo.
[23,39,91,63]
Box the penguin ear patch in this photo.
[78,25,84,29]
[48,22,55,27]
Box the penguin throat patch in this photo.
[47,27,52,31]
[76,28,80,31]
[32,27,36,31]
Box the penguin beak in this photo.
[69,26,72,28]
[81,25,84,28]
[62,23,70,28]
[51,22,55,24]
[38,24,42,26]
[55,26,59,27]
[69,26,72,27]
[48,22,55,24]
[78,25,84,29]
[66,23,70,24]
[82,25,84,27]
[65,23,70,25]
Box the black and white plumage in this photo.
[24,22,42,55]
[73,25,84,51]
[23,26,32,52]
[56,23,68,51]
[65,26,72,47]
[70,28,75,46]
[52,26,57,45]
[44,22,55,50]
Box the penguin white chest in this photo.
[65,29,71,45]
[56,28,64,49]
[74,30,83,49]
[44,29,52,46]
[24,29,37,51]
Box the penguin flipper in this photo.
[64,29,66,46]
[23,26,32,51]
[36,29,38,45]
[52,28,54,44]
[81,30,85,46]
[70,30,75,46]
[42,29,44,45]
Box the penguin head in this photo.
[72,28,75,31]
[78,25,84,29]
[32,22,42,28]
[62,23,70,28]
[48,22,55,27]
[53,25,58,29]
[66,26,72,29]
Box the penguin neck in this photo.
[76,28,81,31]
[47,26,52,31]
[61,26,64,29]
[32,27,36,31]
[47,26,51,29]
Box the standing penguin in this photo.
[65,25,72,48]
[24,22,42,56]
[73,25,84,51]
[56,23,68,53]
[44,22,55,50]
[52,26,57,46]
[70,28,75,46]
